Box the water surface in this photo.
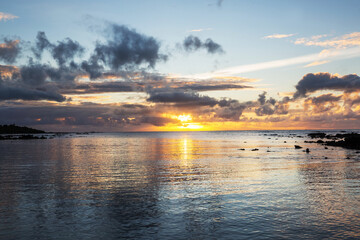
[1,131,360,239]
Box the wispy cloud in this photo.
[304,60,329,68]
[189,28,213,32]
[263,33,296,39]
[186,47,360,79]
[295,32,360,48]
[0,12,18,22]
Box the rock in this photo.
[308,132,326,138]
[294,145,302,149]
[251,148,259,151]
[306,148,310,153]
[324,133,360,150]
[238,148,245,151]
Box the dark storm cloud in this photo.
[0,38,21,64]
[136,116,178,126]
[52,38,84,66]
[0,105,110,126]
[294,73,360,98]
[215,98,248,120]
[182,35,224,54]
[19,62,80,86]
[147,88,218,107]
[20,64,48,86]
[80,56,104,79]
[146,87,250,120]
[0,63,70,102]
[60,81,143,94]
[309,93,342,105]
[304,93,342,113]
[59,79,252,95]
[32,32,51,59]
[0,103,179,128]
[255,104,275,116]
[114,104,178,126]
[0,83,66,102]
[255,91,289,116]
[82,24,167,79]
[32,31,84,66]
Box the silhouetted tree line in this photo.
[0,124,45,134]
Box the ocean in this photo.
[0,130,359,239]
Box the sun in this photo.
[159,113,205,131]
[177,114,192,122]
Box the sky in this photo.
[1,0,360,131]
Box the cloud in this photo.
[295,32,360,49]
[147,88,219,107]
[51,38,84,66]
[31,24,167,80]
[263,33,295,39]
[0,68,66,102]
[146,87,251,120]
[81,23,167,79]
[32,32,52,59]
[0,62,76,102]
[19,62,80,85]
[255,91,289,116]
[308,93,342,104]
[189,28,212,32]
[294,73,360,98]
[0,12,18,22]
[187,46,360,79]
[32,31,84,66]
[304,60,329,68]
[304,93,342,113]
[0,103,181,130]
[0,84,66,102]
[176,83,252,91]
[0,39,21,64]
[60,79,253,95]
[215,98,247,120]
[182,35,224,54]
[0,105,111,126]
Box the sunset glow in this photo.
[177,114,192,122]
[0,1,359,132]
[2,2,360,239]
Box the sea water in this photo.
[0,131,359,239]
